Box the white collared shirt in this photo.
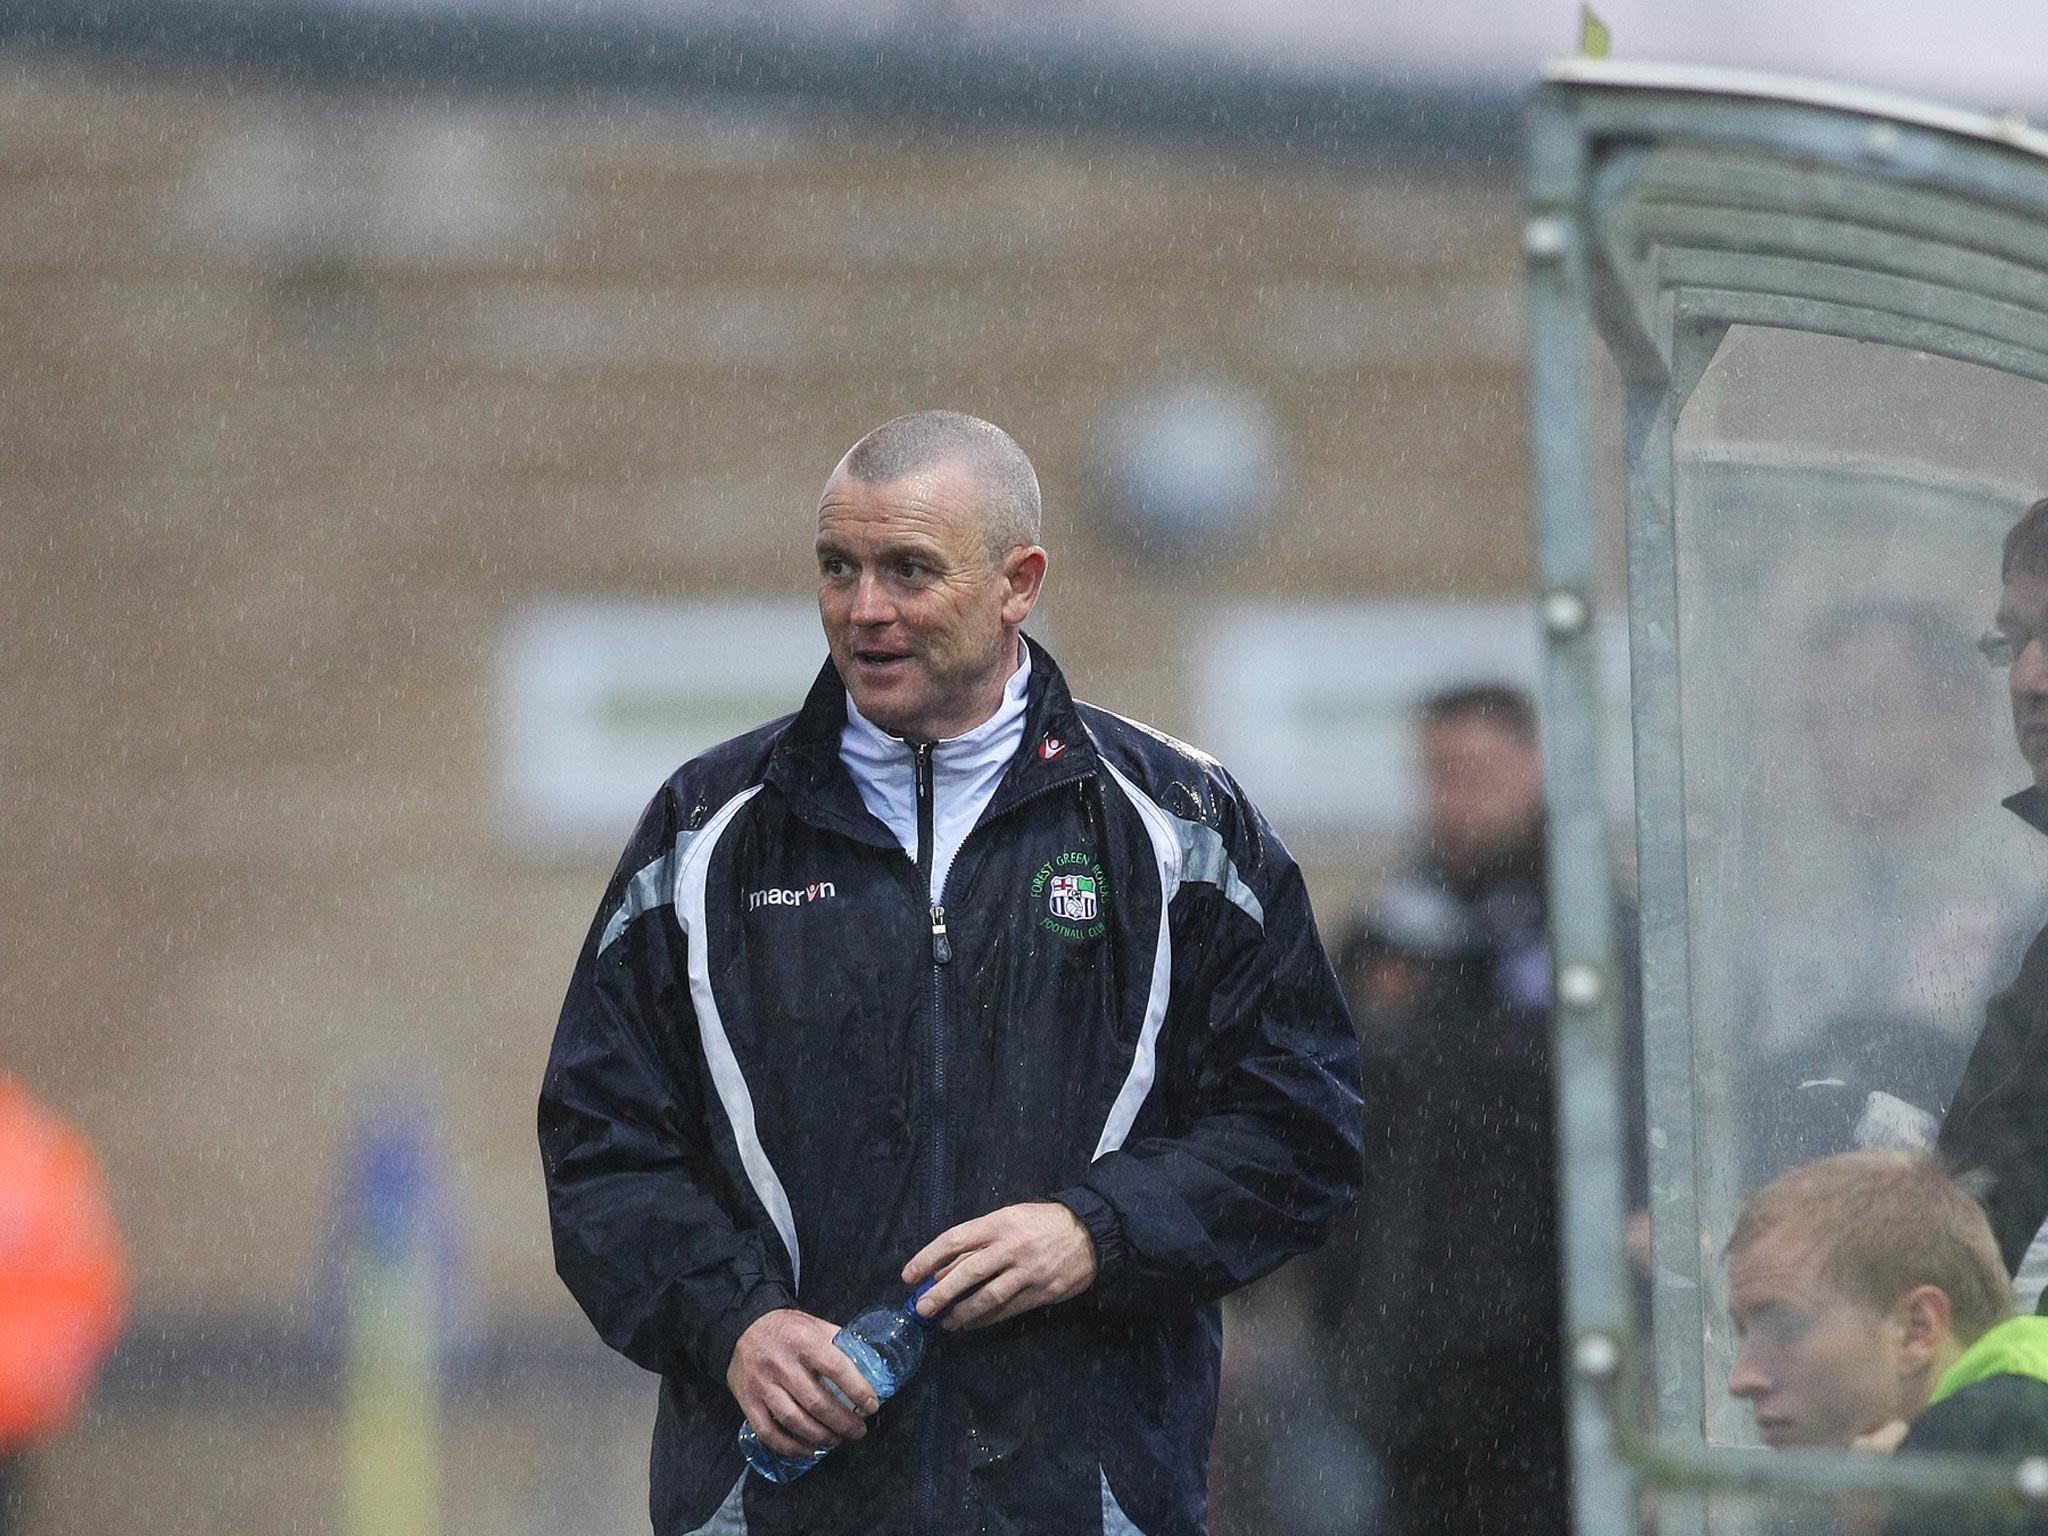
[839,646,1031,901]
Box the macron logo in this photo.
[748,881,837,912]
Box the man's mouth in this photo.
[853,650,912,671]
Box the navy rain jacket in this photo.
[1942,785,2048,1273]
[540,638,1364,1536]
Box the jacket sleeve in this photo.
[538,788,796,1382]
[1939,924,2048,1274]
[1054,778,1365,1309]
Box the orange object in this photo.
[0,1076,126,1447]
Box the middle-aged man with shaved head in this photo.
[540,411,1364,1536]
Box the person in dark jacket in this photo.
[1942,496,2048,1287]
[1319,683,1575,1536]
[538,410,1364,1536]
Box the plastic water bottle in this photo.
[738,1283,941,1483]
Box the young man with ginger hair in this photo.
[1726,1150,2048,1532]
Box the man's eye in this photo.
[896,562,930,581]
[1980,629,2020,667]
[1753,1310,1809,1344]
[821,557,852,578]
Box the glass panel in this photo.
[1702,1483,1853,1536]
[1669,326,2048,1445]
[1692,1481,1964,1536]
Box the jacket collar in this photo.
[988,634,1098,815]
[1931,1314,2048,1404]
[2005,784,2048,840]
[763,632,1096,839]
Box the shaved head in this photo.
[837,410,1043,557]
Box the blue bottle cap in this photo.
[906,1277,947,1328]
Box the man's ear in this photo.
[1896,1284,1954,1372]
[1001,546,1048,626]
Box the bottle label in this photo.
[836,1330,902,1397]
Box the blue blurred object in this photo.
[336,1098,461,1536]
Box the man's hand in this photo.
[726,1308,878,1459]
[1852,1419,1910,1453]
[902,1200,1098,1330]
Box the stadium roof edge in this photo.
[0,0,1522,165]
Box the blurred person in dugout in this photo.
[0,1074,126,1536]
[1943,496,2048,1311]
[1740,596,2043,1193]
[1725,1149,2048,1536]
[1309,683,1642,1536]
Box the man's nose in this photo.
[848,572,893,626]
[1727,1345,1767,1400]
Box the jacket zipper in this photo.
[911,756,1093,1533]
[913,741,947,1536]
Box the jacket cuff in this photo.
[701,1280,800,1380]
[1051,1186,1126,1287]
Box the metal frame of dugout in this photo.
[1523,58,2048,1536]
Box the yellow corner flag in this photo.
[1579,4,1612,58]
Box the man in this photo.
[1725,1150,2023,1454]
[1725,1149,2048,1536]
[1942,496,2048,1294]
[1319,684,1581,1536]
[539,411,1363,1536]
[1740,601,2025,1190]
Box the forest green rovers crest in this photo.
[1031,849,1109,941]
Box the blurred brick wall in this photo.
[0,52,1528,1332]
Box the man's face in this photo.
[1726,1227,1906,1448]
[1422,715,1544,875]
[816,459,1044,742]
[1999,569,2048,789]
